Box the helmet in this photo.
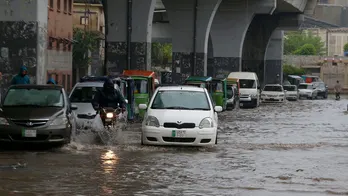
[103,79,114,91]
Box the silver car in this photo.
[298,83,319,100]
[283,85,299,101]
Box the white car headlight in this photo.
[50,115,68,126]
[251,94,258,98]
[106,112,113,118]
[199,117,214,129]
[144,115,160,127]
[0,117,9,125]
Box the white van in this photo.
[227,72,260,108]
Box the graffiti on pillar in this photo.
[0,20,37,95]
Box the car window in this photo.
[3,88,64,107]
[239,79,256,88]
[263,86,283,92]
[283,86,296,91]
[227,86,233,99]
[70,86,102,103]
[151,90,211,110]
[212,82,223,92]
[298,84,312,89]
[134,80,148,94]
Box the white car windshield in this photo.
[299,84,312,90]
[263,86,283,92]
[3,88,64,107]
[283,86,296,91]
[151,90,211,110]
[239,79,256,88]
[70,86,102,103]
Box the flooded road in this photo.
[1,97,348,195]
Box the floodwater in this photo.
[1,96,348,196]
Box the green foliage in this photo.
[293,44,316,55]
[344,43,348,52]
[73,28,101,68]
[283,64,306,76]
[284,31,325,55]
[151,43,172,65]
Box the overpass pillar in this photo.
[209,0,276,78]
[264,30,284,85]
[104,0,155,73]
[162,0,221,83]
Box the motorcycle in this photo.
[99,107,122,129]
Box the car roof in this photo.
[157,85,205,92]
[9,84,63,90]
[74,82,104,87]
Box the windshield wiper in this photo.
[190,108,210,110]
[163,106,191,110]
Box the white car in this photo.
[298,83,318,100]
[283,85,299,101]
[69,81,125,129]
[140,86,222,146]
[261,84,286,103]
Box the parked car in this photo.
[312,82,328,99]
[0,85,77,144]
[140,85,222,146]
[298,83,319,99]
[283,85,299,101]
[226,85,238,110]
[261,84,286,103]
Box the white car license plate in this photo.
[22,130,36,137]
[240,103,243,107]
[172,130,186,137]
[105,119,112,122]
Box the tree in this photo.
[151,43,172,65]
[284,31,325,55]
[72,27,101,69]
[283,64,306,76]
[293,44,316,55]
[344,43,348,52]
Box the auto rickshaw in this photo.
[211,78,227,110]
[123,70,156,118]
[184,76,213,91]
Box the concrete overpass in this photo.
[104,0,318,84]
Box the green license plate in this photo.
[171,130,186,137]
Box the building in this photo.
[318,0,348,6]
[73,0,105,78]
[0,0,48,97]
[47,0,73,91]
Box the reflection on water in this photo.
[101,149,119,174]
[0,98,347,195]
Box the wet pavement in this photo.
[1,96,348,195]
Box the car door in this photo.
[64,89,75,130]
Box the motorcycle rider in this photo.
[92,78,127,112]
[334,80,342,100]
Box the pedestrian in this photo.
[10,65,30,85]
[334,80,342,100]
[47,78,56,84]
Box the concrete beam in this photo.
[304,0,317,16]
[282,0,307,12]
[209,0,276,78]
[162,0,221,83]
[105,0,156,73]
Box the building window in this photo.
[48,37,53,49]
[57,0,61,11]
[68,0,72,13]
[80,16,89,25]
[63,42,67,51]
[68,43,72,51]
[49,0,54,9]
[64,0,67,13]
